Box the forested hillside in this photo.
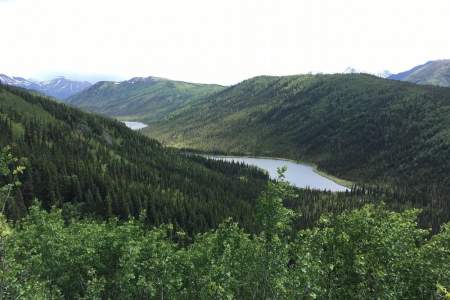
[145,74,450,191]
[67,76,224,124]
[0,84,268,234]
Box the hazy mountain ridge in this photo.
[389,60,450,87]
[0,74,92,99]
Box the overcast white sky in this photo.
[1,0,449,84]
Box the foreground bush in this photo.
[1,152,448,299]
[1,181,449,299]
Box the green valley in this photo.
[1,84,407,233]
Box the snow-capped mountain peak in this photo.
[0,74,35,86]
[0,74,92,100]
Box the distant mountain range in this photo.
[0,74,92,99]
[388,59,450,87]
[3,59,449,102]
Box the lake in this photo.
[207,155,349,192]
[123,121,148,130]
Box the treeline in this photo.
[285,184,450,232]
[1,178,449,299]
[0,85,268,234]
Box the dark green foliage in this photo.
[0,85,268,234]
[1,183,448,299]
[1,153,448,299]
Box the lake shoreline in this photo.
[122,121,148,130]
[203,153,352,191]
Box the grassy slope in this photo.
[67,78,225,123]
[144,74,450,187]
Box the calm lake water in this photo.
[123,121,148,130]
[207,155,349,192]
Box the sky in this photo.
[0,0,449,85]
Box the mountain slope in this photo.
[389,60,450,87]
[144,74,450,190]
[0,85,267,233]
[67,76,225,123]
[0,74,92,99]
